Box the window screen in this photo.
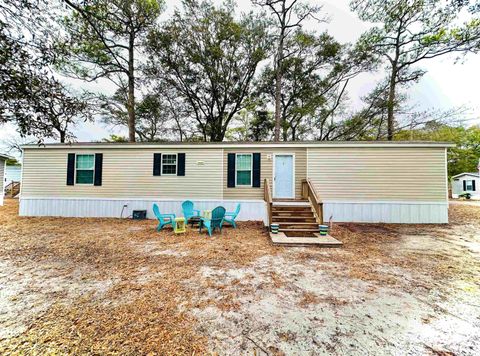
[76,154,94,184]
[466,180,474,191]
[236,154,252,186]
[162,154,177,175]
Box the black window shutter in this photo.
[177,153,185,176]
[227,153,236,188]
[66,153,75,186]
[94,153,103,186]
[153,153,162,176]
[252,153,261,188]
[473,180,476,191]
[463,180,467,191]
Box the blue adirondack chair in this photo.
[224,203,241,228]
[182,200,200,223]
[200,206,226,237]
[153,203,176,231]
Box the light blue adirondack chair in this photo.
[153,203,176,231]
[200,206,226,237]
[182,200,200,223]
[224,203,241,228]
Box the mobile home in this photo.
[0,153,11,206]
[19,141,452,223]
[451,172,480,200]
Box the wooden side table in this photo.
[174,217,186,234]
[203,210,212,220]
[188,216,202,228]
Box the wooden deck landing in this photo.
[270,232,343,247]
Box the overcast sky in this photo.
[1,0,479,150]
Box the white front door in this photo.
[274,154,294,198]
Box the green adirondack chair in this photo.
[224,203,241,228]
[200,206,226,237]
[153,203,176,231]
[182,200,200,223]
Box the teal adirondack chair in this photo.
[153,203,176,231]
[200,206,226,237]
[182,200,200,222]
[224,203,241,228]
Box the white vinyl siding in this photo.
[223,148,307,200]
[21,148,223,199]
[307,147,447,202]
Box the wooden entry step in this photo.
[273,199,309,203]
[270,232,343,247]
[272,205,312,211]
[279,228,319,233]
[272,216,317,223]
[277,222,318,228]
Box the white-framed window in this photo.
[75,154,95,184]
[465,180,474,191]
[162,154,177,175]
[236,153,252,186]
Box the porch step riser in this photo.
[279,228,319,232]
[272,206,312,211]
[272,218,317,223]
[272,211,314,216]
[271,201,321,236]
[276,222,318,226]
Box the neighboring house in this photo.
[5,164,21,185]
[19,141,453,223]
[0,153,12,206]
[451,172,480,200]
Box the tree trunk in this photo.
[274,64,282,141]
[273,8,286,142]
[60,130,66,143]
[282,123,288,141]
[387,65,397,141]
[127,32,136,142]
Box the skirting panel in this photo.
[19,197,267,223]
[19,198,448,224]
[322,201,449,224]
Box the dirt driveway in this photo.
[0,199,479,355]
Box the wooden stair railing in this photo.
[301,179,323,224]
[4,181,20,198]
[264,178,273,226]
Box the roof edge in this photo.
[0,153,14,160]
[21,141,456,149]
[452,172,480,179]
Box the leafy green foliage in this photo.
[57,0,164,142]
[255,30,374,140]
[351,0,480,140]
[145,0,270,142]
[0,0,88,142]
[395,123,480,178]
[101,134,129,142]
[6,158,20,165]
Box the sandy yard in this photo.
[0,199,479,355]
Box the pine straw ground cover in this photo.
[0,199,479,355]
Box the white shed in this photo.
[451,172,480,200]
